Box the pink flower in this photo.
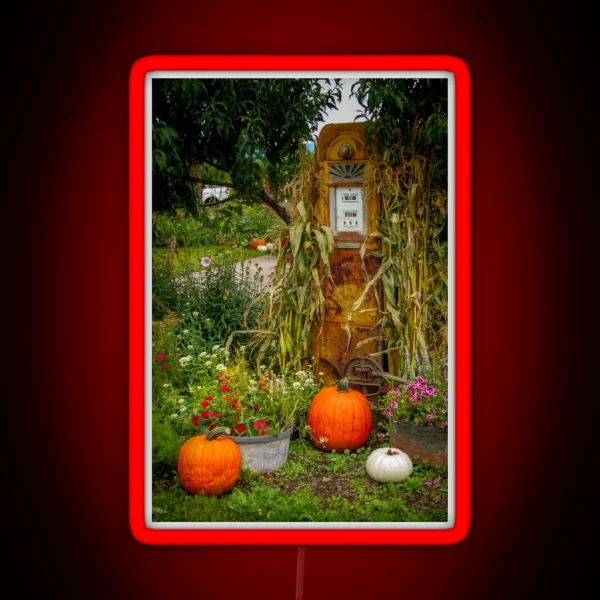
[191,415,199,426]
[383,409,392,418]
[388,400,398,409]
[441,422,447,429]
[200,257,211,267]
[155,353,166,362]
[377,432,385,439]
[427,413,434,421]
[393,388,401,396]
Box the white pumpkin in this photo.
[366,448,413,483]
[266,242,274,251]
[257,245,267,252]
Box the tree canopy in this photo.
[152,79,342,221]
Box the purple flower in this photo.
[444,391,448,404]
[427,413,434,421]
[200,257,212,267]
[383,409,392,418]
[364,502,369,506]
[424,480,433,488]
[393,388,401,396]
[433,476,441,488]
[414,377,426,390]
[410,389,418,401]
[441,422,447,428]
[377,432,385,439]
[403,383,410,390]
[441,408,447,414]
[388,400,398,409]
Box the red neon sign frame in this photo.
[129,55,470,545]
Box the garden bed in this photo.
[152,438,448,523]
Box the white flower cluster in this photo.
[179,355,193,366]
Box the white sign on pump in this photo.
[335,186,364,233]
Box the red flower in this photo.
[161,365,168,371]
[201,411,212,418]
[205,395,214,401]
[213,412,221,419]
[191,415,199,426]
[220,385,229,393]
[209,423,215,430]
[235,424,246,433]
[235,417,240,423]
[200,400,209,408]
[155,353,166,362]
[252,420,270,435]
[175,349,181,355]
[281,238,287,247]
[253,403,259,411]
[264,473,272,480]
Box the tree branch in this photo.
[260,189,291,225]
[164,171,234,188]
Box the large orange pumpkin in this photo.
[307,379,372,452]
[177,427,241,495]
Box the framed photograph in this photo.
[129,55,470,544]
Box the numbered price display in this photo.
[335,187,364,233]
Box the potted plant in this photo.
[377,359,449,465]
[190,356,320,474]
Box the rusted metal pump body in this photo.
[311,123,386,411]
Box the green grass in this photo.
[152,245,266,273]
[152,438,448,523]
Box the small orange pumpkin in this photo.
[307,379,372,452]
[256,239,266,247]
[177,427,241,495]
[249,241,259,250]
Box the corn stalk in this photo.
[347,153,448,377]
[232,152,336,373]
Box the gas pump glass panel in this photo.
[329,186,367,234]
[329,163,366,181]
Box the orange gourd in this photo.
[307,379,372,452]
[249,241,259,250]
[256,239,266,246]
[177,427,241,495]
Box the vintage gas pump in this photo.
[312,123,389,413]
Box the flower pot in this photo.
[389,422,448,465]
[225,427,293,474]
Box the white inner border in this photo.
[145,70,455,530]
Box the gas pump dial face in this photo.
[335,186,364,233]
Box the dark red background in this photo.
[9,0,586,596]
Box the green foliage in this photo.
[152,252,267,343]
[152,78,342,213]
[351,78,448,176]
[152,203,283,248]
[152,414,185,478]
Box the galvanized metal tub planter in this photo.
[225,427,293,475]
[390,422,448,465]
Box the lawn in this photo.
[152,437,448,523]
[152,245,265,273]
